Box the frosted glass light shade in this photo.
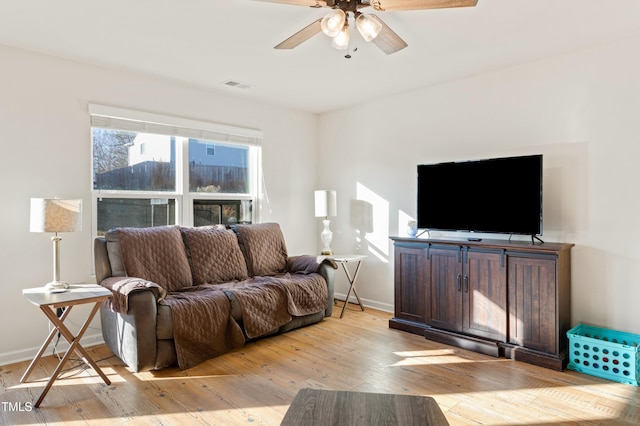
[331,26,350,50]
[30,198,83,233]
[321,9,346,37]
[355,14,382,42]
[315,190,337,218]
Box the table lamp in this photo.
[30,198,82,291]
[314,190,337,255]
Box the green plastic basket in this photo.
[567,324,640,386]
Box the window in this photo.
[90,105,262,237]
[193,199,252,227]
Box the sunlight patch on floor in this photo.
[137,373,238,381]
[442,383,633,426]
[390,348,496,366]
[10,364,129,390]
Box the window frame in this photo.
[90,104,263,239]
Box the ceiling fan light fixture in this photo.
[355,14,382,42]
[331,23,350,50]
[321,9,346,38]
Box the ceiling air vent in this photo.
[223,80,252,90]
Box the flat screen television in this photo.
[417,154,543,236]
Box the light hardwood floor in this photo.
[1,305,639,425]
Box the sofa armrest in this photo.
[317,262,336,317]
[100,290,158,372]
[287,255,337,274]
[287,255,337,317]
[101,276,166,314]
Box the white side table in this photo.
[21,284,112,407]
[329,255,366,318]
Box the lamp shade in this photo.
[314,190,337,218]
[30,198,82,233]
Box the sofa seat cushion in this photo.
[231,223,288,276]
[156,286,244,340]
[222,278,291,339]
[158,286,245,369]
[114,226,193,293]
[220,273,328,339]
[278,273,329,317]
[156,279,326,342]
[181,226,249,285]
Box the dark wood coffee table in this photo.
[281,388,449,425]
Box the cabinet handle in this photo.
[464,275,469,293]
[457,274,462,291]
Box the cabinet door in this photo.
[427,247,462,332]
[463,250,507,341]
[508,256,557,353]
[394,246,428,323]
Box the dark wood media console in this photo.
[389,236,574,371]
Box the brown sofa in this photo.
[94,223,335,372]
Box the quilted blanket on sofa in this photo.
[159,286,245,370]
[222,273,328,339]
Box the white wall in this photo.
[0,44,318,364]
[318,35,640,334]
[4,32,640,365]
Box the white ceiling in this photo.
[1,0,640,113]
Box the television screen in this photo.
[417,154,543,236]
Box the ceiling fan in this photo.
[257,0,478,55]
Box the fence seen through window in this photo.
[92,128,257,235]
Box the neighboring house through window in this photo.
[90,104,262,238]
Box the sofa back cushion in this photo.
[181,226,249,285]
[231,223,288,276]
[109,226,193,292]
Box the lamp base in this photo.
[321,249,333,256]
[320,219,334,257]
[45,281,69,292]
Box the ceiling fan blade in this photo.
[370,15,408,55]
[372,0,477,12]
[274,19,323,49]
[253,0,328,7]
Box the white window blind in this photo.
[89,104,263,146]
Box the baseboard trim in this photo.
[333,292,393,313]
[0,333,105,367]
